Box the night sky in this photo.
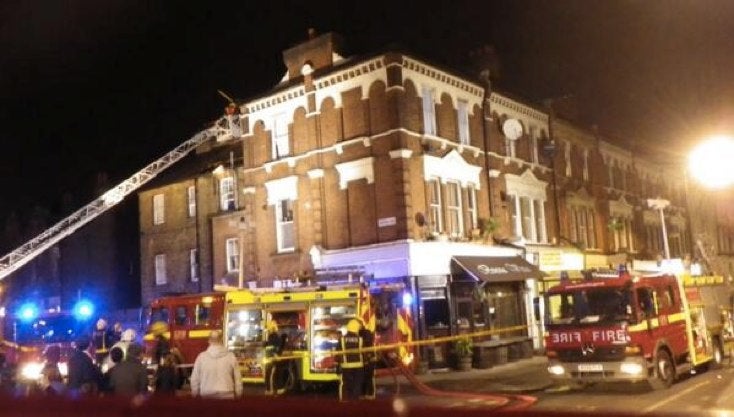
[2,0,734,226]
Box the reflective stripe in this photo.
[340,335,363,368]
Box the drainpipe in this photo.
[480,70,494,219]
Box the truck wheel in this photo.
[650,349,674,389]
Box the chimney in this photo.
[282,31,345,81]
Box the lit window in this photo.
[508,193,547,244]
[457,100,470,145]
[445,181,463,237]
[582,150,589,181]
[187,186,196,217]
[272,114,290,158]
[428,179,443,234]
[422,86,436,135]
[155,254,167,285]
[275,199,295,252]
[226,238,240,273]
[190,249,199,282]
[564,142,572,177]
[220,177,235,211]
[153,194,165,225]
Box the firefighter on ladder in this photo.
[338,319,365,401]
[264,321,285,395]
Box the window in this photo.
[457,100,470,145]
[195,304,211,326]
[611,217,634,252]
[154,254,167,285]
[582,150,589,181]
[564,142,572,177]
[504,137,516,158]
[187,186,196,217]
[153,194,165,225]
[219,176,235,211]
[226,238,240,273]
[508,193,547,244]
[174,306,187,326]
[422,86,436,135]
[608,163,615,188]
[530,133,539,164]
[466,187,477,231]
[569,206,597,249]
[272,114,289,158]
[445,181,463,237]
[190,249,199,282]
[275,199,295,252]
[427,179,443,234]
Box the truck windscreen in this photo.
[546,287,633,326]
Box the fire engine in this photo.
[142,292,224,370]
[1,300,96,390]
[224,280,413,391]
[544,267,734,389]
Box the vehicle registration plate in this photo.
[578,363,603,372]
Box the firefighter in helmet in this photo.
[358,319,377,399]
[92,319,112,364]
[337,319,365,401]
[264,321,285,395]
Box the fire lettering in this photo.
[551,332,582,344]
[591,329,626,343]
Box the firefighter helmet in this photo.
[346,319,362,334]
[96,319,107,330]
[121,328,137,342]
[150,321,169,335]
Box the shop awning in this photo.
[451,256,544,283]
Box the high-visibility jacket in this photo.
[340,333,363,369]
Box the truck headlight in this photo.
[548,364,565,376]
[620,362,644,375]
[20,362,44,380]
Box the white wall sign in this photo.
[378,217,396,228]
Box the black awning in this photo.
[451,256,544,283]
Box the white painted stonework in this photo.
[264,175,299,205]
[422,150,482,188]
[334,157,375,189]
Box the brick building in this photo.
[138,32,733,355]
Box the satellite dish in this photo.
[502,118,524,140]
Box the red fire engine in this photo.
[544,268,734,389]
[142,293,224,370]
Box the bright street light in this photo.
[688,135,734,189]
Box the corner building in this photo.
[139,32,731,364]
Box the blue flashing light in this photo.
[402,292,414,307]
[18,303,39,321]
[73,300,95,320]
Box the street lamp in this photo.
[647,198,671,259]
[689,135,734,189]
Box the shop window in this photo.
[424,299,450,329]
[195,304,210,326]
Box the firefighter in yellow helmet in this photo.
[337,319,365,401]
[264,321,285,395]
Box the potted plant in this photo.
[454,338,474,371]
[478,217,500,244]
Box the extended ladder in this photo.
[0,118,230,280]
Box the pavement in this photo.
[375,355,554,395]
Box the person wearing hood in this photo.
[190,330,242,399]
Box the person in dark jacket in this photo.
[101,347,124,394]
[264,321,284,395]
[108,343,148,397]
[358,323,376,399]
[154,352,178,395]
[40,345,65,396]
[67,336,101,396]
